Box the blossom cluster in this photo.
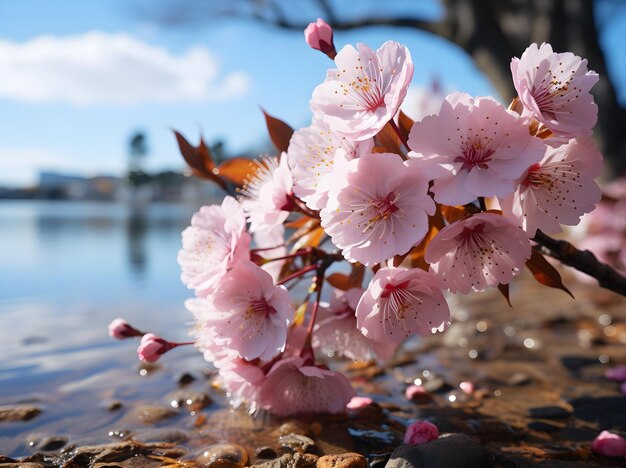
[111,20,604,417]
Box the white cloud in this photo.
[0,31,251,106]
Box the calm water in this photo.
[0,200,209,402]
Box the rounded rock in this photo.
[317,452,367,468]
[196,443,248,468]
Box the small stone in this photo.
[386,434,493,468]
[252,453,318,468]
[34,435,68,451]
[0,405,41,422]
[134,428,189,444]
[106,400,123,411]
[133,405,177,424]
[421,377,453,394]
[167,390,212,411]
[272,421,311,437]
[177,372,196,385]
[255,446,278,460]
[317,452,367,468]
[507,372,531,386]
[527,421,562,433]
[528,406,572,419]
[196,443,248,468]
[278,433,318,454]
[405,385,433,403]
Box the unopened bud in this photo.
[304,18,336,59]
[108,318,142,339]
[137,333,175,362]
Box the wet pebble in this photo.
[167,390,212,410]
[195,443,248,468]
[177,372,196,385]
[528,406,572,419]
[134,428,189,444]
[272,421,311,437]
[386,434,493,468]
[507,372,532,386]
[255,446,277,460]
[317,452,367,468]
[527,421,562,433]
[421,377,453,394]
[0,404,42,422]
[32,435,68,451]
[278,433,318,454]
[133,405,177,424]
[251,453,318,468]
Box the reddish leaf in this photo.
[348,263,365,289]
[526,250,574,298]
[408,223,440,270]
[216,157,254,186]
[497,283,513,307]
[285,216,314,229]
[441,205,468,224]
[375,122,402,155]
[262,109,294,153]
[326,273,352,291]
[173,130,227,190]
[398,110,414,140]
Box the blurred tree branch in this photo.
[142,0,625,177]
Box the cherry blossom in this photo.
[311,41,414,140]
[408,92,545,205]
[321,153,435,265]
[511,42,599,139]
[259,356,356,415]
[189,261,292,362]
[500,138,602,236]
[404,420,439,445]
[591,430,626,457]
[252,224,287,283]
[356,267,450,344]
[425,213,532,294]
[240,155,293,233]
[313,287,396,361]
[287,120,373,210]
[178,196,251,297]
[217,358,266,413]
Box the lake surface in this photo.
[0,201,210,428]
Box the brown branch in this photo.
[533,230,626,297]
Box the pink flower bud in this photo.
[605,364,626,382]
[459,381,474,395]
[137,333,174,363]
[591,430,626,457]
[108,318,142,339]
[346,396,374,410]
[304,18,336,58]
[404,420,439,445]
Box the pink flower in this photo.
[408,92,545,205]
[252,224,287,283]
[311,41,414,141]
[178,196,251,297]
[313,287,397,361]
[356,267,450,345]
[500,138,602,236]
[108,318,142,339]
[320,153,435,265]
[346,396,374,410]
[405,385,428,401]
[186,299,238,365]
[192,261,292,362]
[511,43,599,139]
[425,213,532,294]
[287,120,373,210]
[591,430,626,457]
[217,358,266,413]
[404,420,439,445]
[259,356,356,415]
[137,334,174,363]
[240,156,293,233]
[605,364,626,382]
[459,381,474,394]
[304,18,336,58]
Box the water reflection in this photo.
[127,205,148,278]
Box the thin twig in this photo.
[533,230,626,297]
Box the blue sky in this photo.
[0,0,624,187]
